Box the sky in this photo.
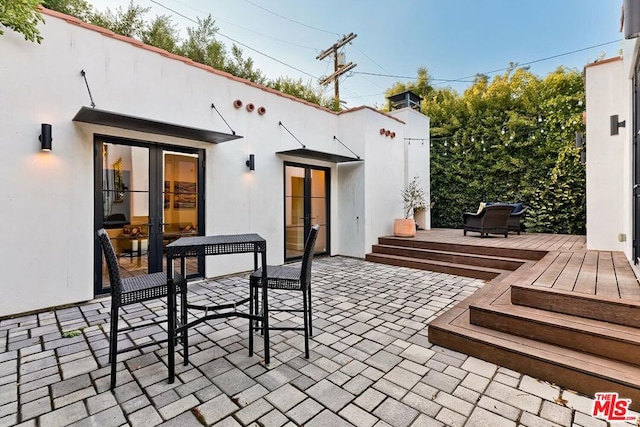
[85,0,623,108]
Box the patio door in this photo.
[94,137,204,295]
[284,163,329,260]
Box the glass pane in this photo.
[163,152,199,277]
[310,169,325,197]
[285,226,305,259]
[315,227,327,254]
[285,167,305,197]
[101,143,150,289]
[285,196,304,226]
[311,198,327,225]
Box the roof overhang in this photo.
[73,107,241,144]
[276,148,362,163]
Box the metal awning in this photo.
[73,107,242,144]
[276,148,362,163]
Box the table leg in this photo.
[167,256,176,384]
[248,276,254,356]
[261,250,269,365]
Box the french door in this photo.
[284,163,329,261]
[94,136,204,295]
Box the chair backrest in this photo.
[97,228,122,298]
[482,205,514,227]
[300,225,320,289]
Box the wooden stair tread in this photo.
[471,302,640,343]
[430,310,640,388]
[377,237,547,261]
[372,244,526,264]
[365,253,506,275]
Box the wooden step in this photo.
[371,244,524,271]
[365,253,505,280]
[378,236,546,261]
[429,309,640,411]
[511,284,640,328]
[470,303,640,365]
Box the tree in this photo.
[0,0,45,43]
[180,14,226,70]
[42,0,93,21]
[224,44,267,84]
[141,15,179,54]
[389,66,586,233]
[90,1,149,38]
[267,77,336,110]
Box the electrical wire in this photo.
[242,0,341,36]
[163,0,318,51]
[149,0,320,80]
[447,39,621,83]
[354,39,620,86]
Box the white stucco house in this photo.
[0,9,430,317]
[584,1,640,269]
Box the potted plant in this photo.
[394,175,427,237]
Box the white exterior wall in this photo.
[387,108,431,229]
[585,58,629,252]
[0,12,429,316]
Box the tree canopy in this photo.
[0,0,44,43]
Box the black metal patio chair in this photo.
[97,228,187,390]
[249,224,320,358]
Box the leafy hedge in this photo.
[423,67,586,234]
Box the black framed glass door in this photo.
[284,162,329,261]
[94,137,204,295]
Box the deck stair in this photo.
[429,258,640,411]
[369,231,640,410]
[365,236,543,280]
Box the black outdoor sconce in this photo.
[40,123,52,151]
[610,115,626,136]
[246,154,255,171]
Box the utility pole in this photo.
[317,33,357,110]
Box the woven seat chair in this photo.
[249,224,320,358]
[97,228,187,390]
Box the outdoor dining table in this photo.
[165,233,269,384]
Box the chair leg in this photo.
[302,289,309,359]
[248,278,254,356]
[180,286,189,366]
[109,306,119,391]
[307,288,313,337]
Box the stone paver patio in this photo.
[0,257,624,426]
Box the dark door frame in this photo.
[93,134,205,295]
[283,161,330,261]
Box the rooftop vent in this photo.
[387,90,422,113]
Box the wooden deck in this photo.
[411,228,640,300]
[367,229,640,410]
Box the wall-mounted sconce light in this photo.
[610,114,626,136]
[39,123,52,151]
[245,154,255,171]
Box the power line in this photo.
[353,39,620,87]
[353,45,392,75]
[149,0,320,80]
[354,71,474,83]
[243,0,341,36]
[163,0,318,51]
[449,39,620,83]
